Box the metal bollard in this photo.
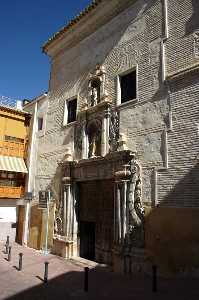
[44,262,49,283]
[84,267,89,292]
[8,246,11,262]
[5,236,9,254]
[19,253,23,271]
[152,265,157,293]
[6,236,9,246]
[5,243,9,254]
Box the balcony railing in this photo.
[0,141,25,158]
[0,186,25,199]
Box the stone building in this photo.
[27,0,199,273]
[23,94,55,251]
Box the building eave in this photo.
[42,0,134,57]
[0,105,31,117]
[42,0,102,54]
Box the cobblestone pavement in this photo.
[0,242,198,300]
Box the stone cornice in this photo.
[78,100,112,118]
[43,0,135,58]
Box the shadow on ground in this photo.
[3,264,199,300]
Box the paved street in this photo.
[0,242,198,300]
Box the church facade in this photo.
[28,0,199,273]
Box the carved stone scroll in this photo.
[114,155,145,248]
[128,158,145,248]
[109,109,119,152]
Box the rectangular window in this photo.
[120,70,137,104]
[38,117,43,131]
[63,98,77,125]
[67,98,77,123]
[0,171,24,187]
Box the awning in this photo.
[0,156,28,173]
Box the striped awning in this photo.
[0,156,28,173]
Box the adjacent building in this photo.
[25,0,199,274]
[24,93,55,251]
[0,99,30,243]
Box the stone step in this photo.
[69,256,111,272]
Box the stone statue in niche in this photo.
[127,158,145,248]
[89,135,98,157]
[90,79,101,106]
[87,119,102,158]
[88,64,107,107]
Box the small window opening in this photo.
[38,117,43,131]
[120,70,137,103]
[67,99,77,124]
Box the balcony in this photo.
[0,141,25,158]
[0,186,25,199]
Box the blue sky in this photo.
[0,0,91,100]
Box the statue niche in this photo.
[88,64,107,107]
[87,119,102,158]
[90,79,101,107]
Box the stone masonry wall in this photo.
[37,0,199,209]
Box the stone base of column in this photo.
[52,236,78,259]
[112,245,148,274]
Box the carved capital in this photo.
[62,177,72,184]
[115,170,131,181]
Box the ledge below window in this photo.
[117,98,138,110]
[62,120,77,128]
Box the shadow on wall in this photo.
[185,0,199,35]
[145,163,199,274]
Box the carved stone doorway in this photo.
[78,180,114,264]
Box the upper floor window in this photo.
[117,68,137,105]
[63,98,77,125]
[38,117,43,131]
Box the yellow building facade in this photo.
[0,104,30,243]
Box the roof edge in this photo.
[0,105,31,116]
[42,0,102,54]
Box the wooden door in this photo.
[80,221,96,260]
[16,205,25,244]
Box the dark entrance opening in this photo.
[80,221,96,260]
[78,180,114,264]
